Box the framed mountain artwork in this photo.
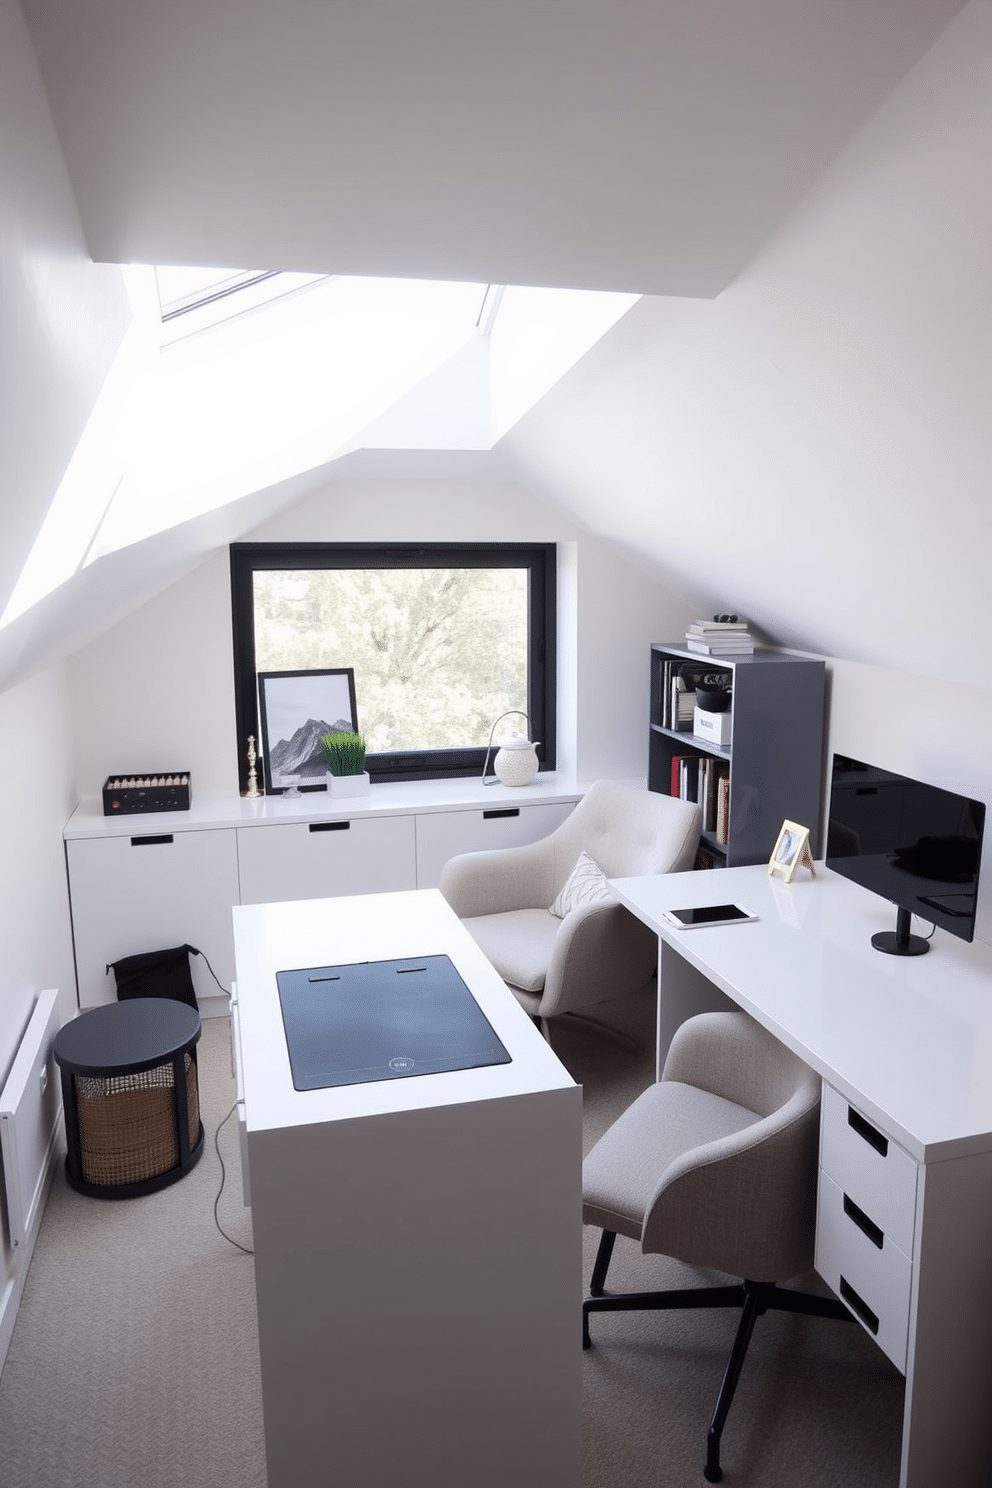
[257,668,358,794]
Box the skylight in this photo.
[1,266,638,628]
[154,265,329,342]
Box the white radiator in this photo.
[0,988,63,1371]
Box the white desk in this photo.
[232,888,582,1488]
[611,861,992,1488]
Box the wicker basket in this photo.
[74,1053,200,1188]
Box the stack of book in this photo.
[674,680,696,730]
[670,754,730,844]
[684,619,754,655]
[655,659,699,731]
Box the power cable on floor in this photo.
[214,1102,254,1254]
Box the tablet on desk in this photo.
[660,903,758,930]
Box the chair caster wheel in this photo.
[703,1460,722,1483]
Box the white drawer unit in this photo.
[816,1170,912,1371]
[237,815,417,904]
[66,828,241,1008]
[415,800,575,888]
[819,1084,917,1254]
[816,1084,919,1373]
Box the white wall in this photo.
[573,540,691,781]
[0,665,78,1345]
[66,472,699,797]
[0,0,126,1316]
[0,0,130,621]
[504,1,992,689]
[0,670,78,1054]
[0,0,123,1050]
[67,550,240,799]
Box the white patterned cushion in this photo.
[550,850,615,918]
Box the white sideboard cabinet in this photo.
[237,816,418,904]
[415,799,575,887]
[65,827,241,1008]
[64,777,584,1010]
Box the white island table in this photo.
[232,888,582,1488]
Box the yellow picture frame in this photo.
[768,819,816,883]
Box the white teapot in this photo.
[484,710,540,787]
[494,732,541,787]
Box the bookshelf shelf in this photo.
[650,720,731,763]
[648,644,826,869]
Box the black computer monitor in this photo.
[825,753,986,956]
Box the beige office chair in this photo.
[439,780,701,1041]
[582,1010,851,1483]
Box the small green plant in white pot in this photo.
[321,731,370,797]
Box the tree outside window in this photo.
[253,566,528,753]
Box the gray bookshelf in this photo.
[649,644,826,868]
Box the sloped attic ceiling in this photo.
[4,0,970,694]
[22,0,965,297]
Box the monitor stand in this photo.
[872,905,929,956]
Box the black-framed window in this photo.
[231,542,556,790]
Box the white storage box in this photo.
[693,707,731,746]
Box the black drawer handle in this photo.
[839,1276,880,1335]
[130,834,174,846]
[309,821,350,833]
[483,808,520,820]
[848,1106,888,1158]
[843,1194,884,1250]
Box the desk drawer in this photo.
[816,1170,911,1373]
[820,1085,917,1257]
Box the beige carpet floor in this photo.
[0,994,904,1487]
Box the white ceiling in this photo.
[4,0,974,696]
[21,0,965,297]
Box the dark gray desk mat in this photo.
[276,954,512,1091]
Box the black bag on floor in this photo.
[107,944,201,1009]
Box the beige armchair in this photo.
[582,1009,851,1482]
[438,780,701,1034]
